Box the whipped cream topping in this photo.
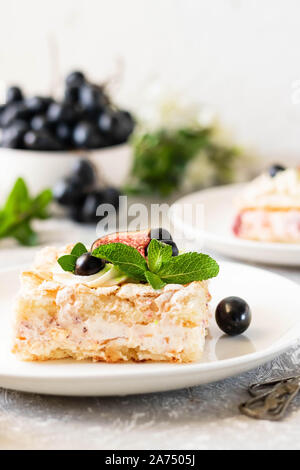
[52,264,128,288]
[238,168,300,209]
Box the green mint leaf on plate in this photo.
[147,239,172,273]
[63,238,219,287]
[145,271,166,290]
[92,243,147,281]
[57,254,78,273]
[157,252,219,284]
[57,242,88,272]
[71,242,88,258]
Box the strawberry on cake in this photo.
[233,165,300,243]
[12,229,219,363]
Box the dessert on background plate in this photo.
[233,165,300,243]
[12,229,219,363]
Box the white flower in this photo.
[139,82,216,131]
[181,151,217,191]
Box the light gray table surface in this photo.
[0,219,300,450]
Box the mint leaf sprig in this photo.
[58,243,88,273]
[92,239,219,289]
[0,178,52,246]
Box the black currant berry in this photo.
[215,296,252,336]
[75,252,105,276]
[269,164,286,178]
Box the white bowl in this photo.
[0,144,132,200]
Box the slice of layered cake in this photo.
[233,165,300,243]
[12,229,219,363]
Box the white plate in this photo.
[171,184,300,266]
[1,262,300,396]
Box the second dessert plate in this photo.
[0,261,299,396]
[171,184,300,266]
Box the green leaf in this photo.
[57,243,88,272]
[147,239,172,273]
[4,177,30,214]
[0,212,16,238]
[157,252,219,284]
[32,189,52,219]
[91,241,219,285]
[57,255,78,273]
[0,178,52,246]
[71,242,88,258]
[145,271,166,290]
[11,222,38,246]
[92,243,147,281]
[125,126,241,197]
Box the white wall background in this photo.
[1,0,300,166]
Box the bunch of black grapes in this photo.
[0,71,135,151]
[53,159,121,223]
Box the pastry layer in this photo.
[12,248,211,363]
[233,209,300,243]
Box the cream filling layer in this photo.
[52,264,128,288]
[237,168,300,209]
[17,315,207,355]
